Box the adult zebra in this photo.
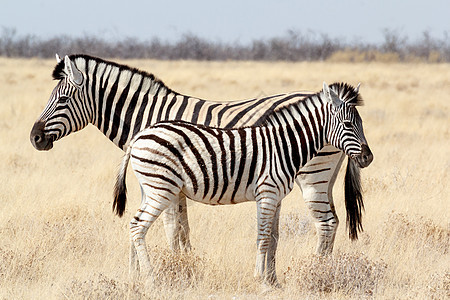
[30,54,365,259]
[114,82,373,285]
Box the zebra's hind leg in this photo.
[297,178,339,256]
[296,148,345,255]
[129,184,145,276]
[128,185,145,278]
[129,234,140,278]
[130,193,172,277]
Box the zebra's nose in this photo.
[358,144,373,168]
[33,133,43,144]
[30,120,53,151]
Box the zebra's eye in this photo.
[343,120,353,129]
[58,96,70,104]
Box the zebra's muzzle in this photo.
[30,120,54,151]
[355,144,373,168]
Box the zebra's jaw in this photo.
[30,120,54,151]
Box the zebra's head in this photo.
[322,82,373,168]
[30,55,88,151]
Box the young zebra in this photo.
[30,54,365,260]
[114,82,373,285]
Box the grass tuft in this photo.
[279,213,313,238]
[284,252,387,296]
[381,212,450,255]
[149,246,207,289]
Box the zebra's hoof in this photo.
[260,281,282,294]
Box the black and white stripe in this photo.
[113,82,373,285]
[41,55,308,150]
[31,54,368,258]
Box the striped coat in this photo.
[114,82,373,285]
[31,55,366,262]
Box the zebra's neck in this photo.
[266,94,328,174]
[75,56,188,150]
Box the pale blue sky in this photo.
[1,0,448,44]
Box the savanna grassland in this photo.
[0,58,449,299]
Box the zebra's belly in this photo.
[181,183,255,205]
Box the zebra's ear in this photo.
[55,54,61,63]
[64,55,83,86]
[355,82,361,94]
[347,83,362,107]
[346,83,363,107]
[323,82,342,108]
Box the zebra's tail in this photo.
[344,158,364,240]
[113,145,132,217]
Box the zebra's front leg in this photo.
[161,195,191,252]
[296,147,345,255]
[162,201,181,251]
[254,197,278,285]
[129,235,139,278]
[178,195,192,252]
[265,203,281,287]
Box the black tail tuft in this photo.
[113,149,131,217]
[113,172,127,217]
[344,159,364,240]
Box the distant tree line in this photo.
[0,27,449,62]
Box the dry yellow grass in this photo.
[0,58,449,299]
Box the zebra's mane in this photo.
[330,82,364,106]
[52,54,176,95]
[146,83,363,132]
[255,82,362,126]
